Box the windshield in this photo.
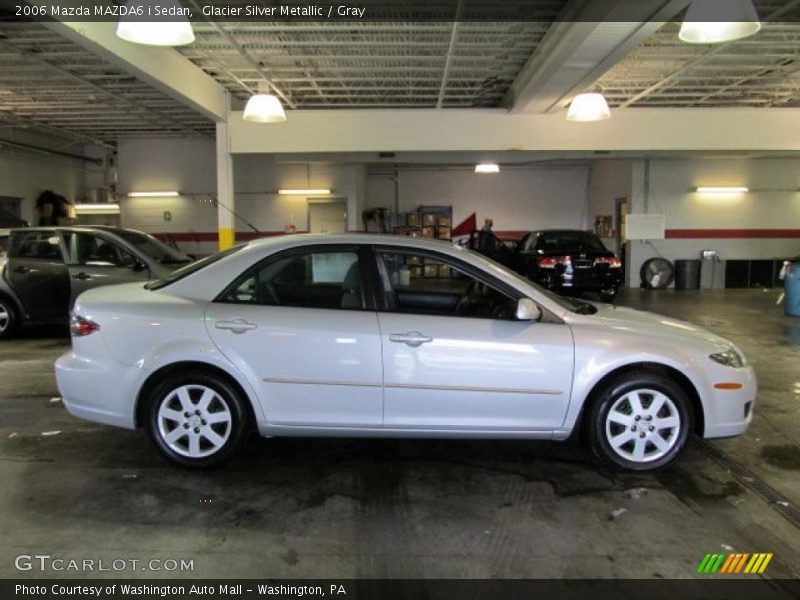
[115,230,192,265]
[540,231,608,253]
[464,246,597,315]
[146,245,244,290]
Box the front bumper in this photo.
[699,364,757,439]
[55,351,140,430]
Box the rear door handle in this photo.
[215,319,258,334]
[74,272,91,280]
[389,331,433,347]
[13,266,31,274]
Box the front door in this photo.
[205,246,383,428]
[6,230,70,321]
[374,249,574,431]
[60,231,151,304]
[308,200,347,234]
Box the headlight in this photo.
[709,348,745,368]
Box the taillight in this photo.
[70,314,100,337]
[595,256,622,268]
[538,256,571,268]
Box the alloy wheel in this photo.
[156,384,232,458]
[604,388,681,463]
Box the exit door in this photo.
[308,200,347,234]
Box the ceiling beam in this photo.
[503,0,691,114]
[228,108,800,153]
[39,20,227,122]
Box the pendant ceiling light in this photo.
[566,93,611,122]
[679,0,761,44]
[116,0,195,46]
[243,84,287,123]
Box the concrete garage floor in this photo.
[0,290,798,581]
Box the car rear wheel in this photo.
[587,372,692,471]
[147,372,250,468]
[0,297,18,339]
[599,289,617,303]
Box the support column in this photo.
[216,115,235,250]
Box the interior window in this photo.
[9,231,63,262]
[377,251,517,320]
[64,232,137,268]
[219,250,364,311]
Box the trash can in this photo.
[675,259,701,290]
[785,262,800,317]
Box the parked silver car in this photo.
[0,226,191,338]
[56,234,756,471]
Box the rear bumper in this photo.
[55,351,140,430]
[534,269,622,292]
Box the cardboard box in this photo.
[438,216,451,227]
[422,214,437,227]
[421,226,435,238]
[438,265,452,278]
[423,264,439,278]
[409,266,422,278]
[406,213,421,227]
[437,226,451,239]
[406,255,421,266]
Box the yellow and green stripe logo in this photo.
[697,552,773,574]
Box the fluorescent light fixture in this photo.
[127,191,180,198]
[243,93,287,123]
[116,0,195,46]
[679,0,761,44]
[278,189,331,195]
[475,163,500,174]
[567,93,611,122]
[74,203,121,215]
[696,186,749,193]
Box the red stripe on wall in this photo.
[665,229,800,239]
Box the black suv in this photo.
[0,226,192,338]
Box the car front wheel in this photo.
[587,372,692,471]
[147,372,250,468]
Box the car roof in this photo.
[245,233,459,252]
[9,225,144,235]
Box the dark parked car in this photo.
[0,226,192,338]
[514,230,623,303]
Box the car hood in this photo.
[565,303,733,353]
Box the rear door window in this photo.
[9,231,63,262]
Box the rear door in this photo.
[205,245,384,428]
[6,229,70,321]
[60,231,151,302]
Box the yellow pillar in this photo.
[216,112,235,250]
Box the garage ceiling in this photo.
[1,0,799,145]
[0,22,216,144]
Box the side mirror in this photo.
[516,298,542,321]
[131,259,147,272]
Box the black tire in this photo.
[599,290,617,303]
[146,370,251,468]
[586,371,693,472]
[0,296,18,339]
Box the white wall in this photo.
[117,138,367,254]
[625,157,800,288]
[0,129,102,224]
[366,166,591,233]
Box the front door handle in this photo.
[74,272,91,280]
[389,331,433,347]
[13,266,31,275]
[215,318,258,334]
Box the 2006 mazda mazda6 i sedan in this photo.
[55,234,756,471]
